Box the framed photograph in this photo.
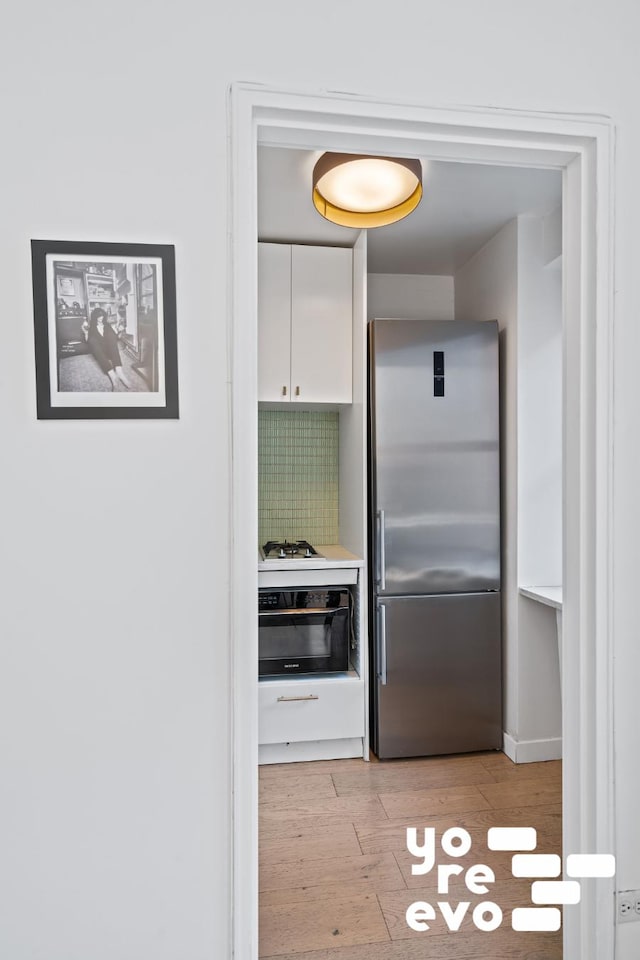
[31,239,179,419]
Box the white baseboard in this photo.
[259,737,364,765]
[503,732,563,763]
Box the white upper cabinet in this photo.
[290,245,353,403]
[258,242,353,403]
[258,243,291,401]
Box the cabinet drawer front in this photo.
[259,678,364,745]
[258,567,358,588]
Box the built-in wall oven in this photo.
[258,587,352,677]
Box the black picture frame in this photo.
[31,239,179,419]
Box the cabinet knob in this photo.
[295,385,300,397]
[282,385,287,396]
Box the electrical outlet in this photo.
[617,890,640,923]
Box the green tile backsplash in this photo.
[258,410,339,545]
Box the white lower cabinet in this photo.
[259,676,365,746]
[257,563,367,763]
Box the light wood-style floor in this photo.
[259,751,562,960]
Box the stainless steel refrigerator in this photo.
[369,318,502,759]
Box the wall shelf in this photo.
[519,585,563,692]
[519,585,562,610]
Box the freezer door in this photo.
[370,319,500,596]
[372,593,502,759]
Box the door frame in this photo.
[228,82,615,960]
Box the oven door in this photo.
[258,606,350,676]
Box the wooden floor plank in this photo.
[259,822,362,864]
[260,794,388,825]
[259,893,390,957]
[378,784,491,820]
[260,851,406,902]
[392,845,516,887]
[260,758,369,779]
[377,878,542,940]
[261,928,562,960]
[259,773,337,803]
[355,804,562,855]
[331,756,497,797]
[478,754,562,782]
[477,777,562,810]
[260,810,389,842]
[260,872,408,908]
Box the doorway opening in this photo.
[229,84,615,960]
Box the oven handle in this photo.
[259,607,349,617]
[378,602,388,686]
[377,509,386,591]
[276,694,319,703]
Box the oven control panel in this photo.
[259,589,350,611]
[259,592,280,610]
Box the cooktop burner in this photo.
[260,539,324,560]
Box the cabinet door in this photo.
[290,245,353,403]
[258,243,291,402]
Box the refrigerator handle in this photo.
[377,509,386,591]
[377,603,388,685]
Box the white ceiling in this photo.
[258,147,562,276]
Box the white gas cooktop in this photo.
[258,543,363,571]
[259,539,326,562]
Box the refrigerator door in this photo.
[372,592,502,759]
[370,319,500,596]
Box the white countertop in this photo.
[258,544,364,571]
[519,585,563,610]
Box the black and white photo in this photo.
[31,240,178,418]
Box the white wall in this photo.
[0,9,230,959]
[543,206,563,267]
[368,272,454,321]
[3,2,640,958]
[455,215,563,757]
[516,214,563,750]
[455,220,519,736]
[517,214,563,588]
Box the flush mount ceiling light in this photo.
[312,153,423,228]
